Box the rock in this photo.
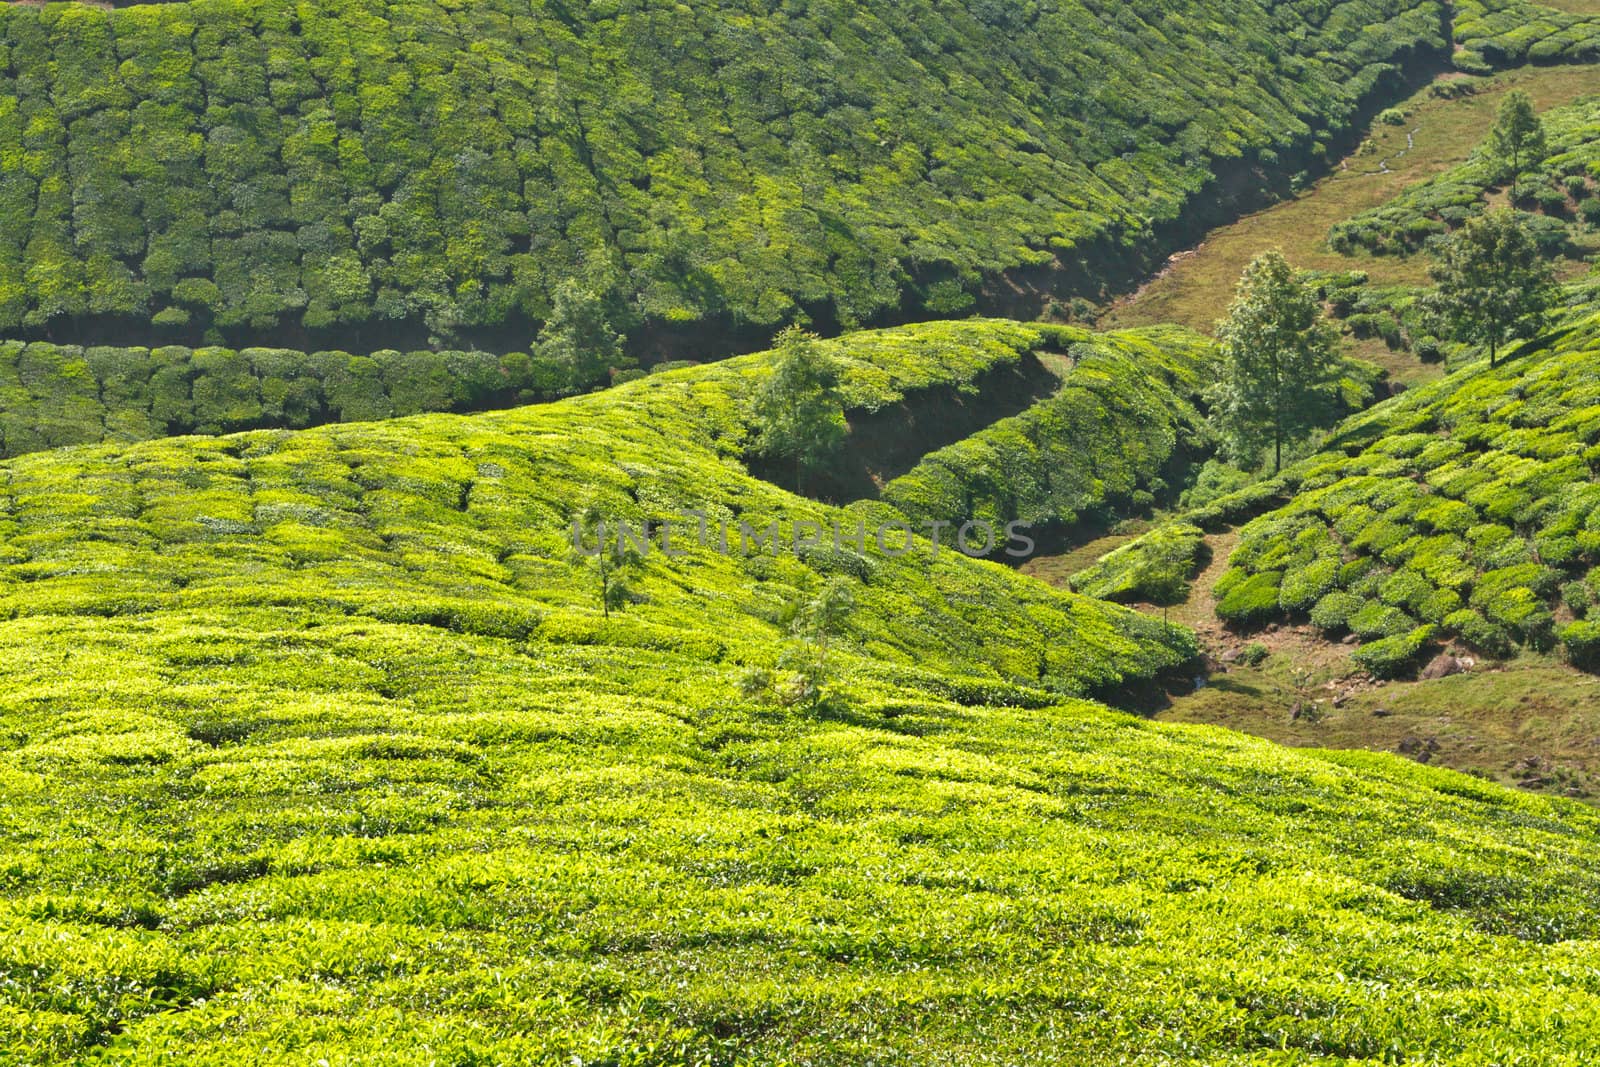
[1397,734,1440,763]
[1341,633,1360,645]
[1218,647,1241,664]
[1372,707,1392,717]
[1420,654,1465,681]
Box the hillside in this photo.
[12,336,1600,1062]
[0,0,1449,352]
[1329,91,1600,256]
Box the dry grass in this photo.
[1101,65,1600,384]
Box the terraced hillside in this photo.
[13,325,1600,1063]
[1208,313,1600,670]
[0,0,1449,351]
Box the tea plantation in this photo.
[0,318,1065,460]
[1206,309,1600,675]
[10,328,1600,1062]
[1455,0,1600,68]
[0,0,1448,347]
[1329,92,1600,256]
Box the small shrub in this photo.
[1310,590,1364,632]
[1444,608,1513,657]
[1561,620,1600,669]
[1349,601,1415,639]
[1353,624,1435,679]
[1215,570,1284,625]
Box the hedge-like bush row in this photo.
[0,0,1446,346]
[880,325,1215,534]
[1207,308,1600,669]
[1454,0,1600,69]
[0,318,1068,459]
[1328,93,1600,257]
[0,340,568,458]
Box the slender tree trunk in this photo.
[1490,337,1498,368]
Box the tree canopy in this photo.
[1207,251,1344,473]
[750,328,847,494]
[1424,208,1559,368]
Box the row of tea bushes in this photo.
[1211,310,1600,672]
[0,318,1065,459]
[880,325,1217,535]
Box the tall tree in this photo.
[1424,208,1558,369]
[750,327,847,493]
[1488,89,1547,201]
[1207,251,1343,473]
[533,280,629,393]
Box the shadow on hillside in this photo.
[749,350,1065,503]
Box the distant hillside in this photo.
[11,324,1600,1062]
[1330,92,1600,256]
[0,0,1449,353]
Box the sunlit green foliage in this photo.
[0,340,564,457]
[1070,523,1207,604]
[882,325,1216,534]
[0,319,1058,460]
[750,328,846,494]
[1423,208,1560,367]
[6,341,1600,1060]
[0,0,1447,345]
[1210,308,1600,663]
[1207,251,1346,472]
[1454,0,1600,68]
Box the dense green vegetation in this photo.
[0,0,1448,349]
[1207,250,1346,473]
[1455,0,1600,69]
[12,321,1600,1061]
[1206,308,1600,668]
[1329,92,1600,256]
[0,340,567,458]
[880,325,1216,537]
[0,318,1063,460]
[1068,522,1207,603]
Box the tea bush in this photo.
[1069,522,1207,603]
[1354,623,1438,677]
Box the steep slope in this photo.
[0,0,1448,351]
[880,325,1216,543]
[8,338,1600,1063]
